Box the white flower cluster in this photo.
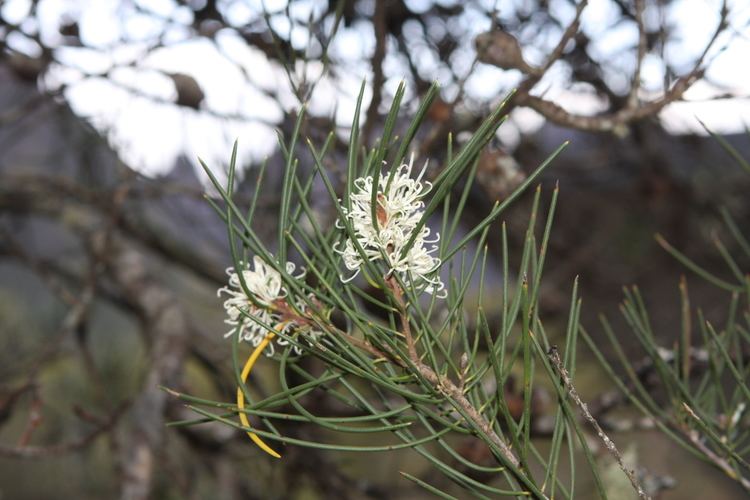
[218,256,321,356]
[336,159,445,296]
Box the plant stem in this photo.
[384,277,542,496]
[548,346,651,500]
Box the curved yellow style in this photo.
[237,331,281,459]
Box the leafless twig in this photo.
[681,404,750,493]
[628,0,648,108]
[0,403,126,460]
[362,0,388,146]
[548,346,651,500]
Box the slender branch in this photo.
[478,0,729,133]
[274,299,393,362]
[0,172,229,285]
[548,346,651,500]
[628,0,648,108]
[415,359,521,468]
[15,386,42,447]
[385,277,529,486]
[537,0,589,77]
[517,70,701,133]
[286,285,527,479]
[0,404,126,459]
[680,419,750,492]
[386,277,417,360]
[362,0,388,146]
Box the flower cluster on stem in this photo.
[336,158,445,296]
[217,256,321,355]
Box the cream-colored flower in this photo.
[335,158,445,296]
[217,256,321,355]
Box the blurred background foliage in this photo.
[0,0,749,498]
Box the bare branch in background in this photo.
[108,241,188,500]
[0,404,126,460]
[477,0,730,134]
[362,0,388,145]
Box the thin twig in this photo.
[387,277,418,361]
[681,404,750,492]
[16,386,42,447]
[0,404,126,460]
[538,0,589,75]
[480,0,730,133]
[362,0,388,146]
[385,277,536,494]
[682,427,750,492]
[548,346,651,500]
[628,0,648,108]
